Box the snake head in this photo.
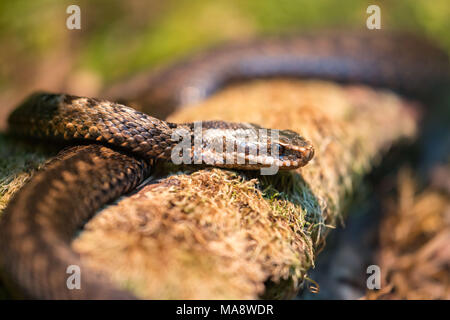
[196,123,314,171]
[271,129,314,169]
[230,127,314,170]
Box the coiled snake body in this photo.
[0,31,448,299]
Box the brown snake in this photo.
[0,31,448,299]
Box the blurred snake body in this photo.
[0,31,448,299]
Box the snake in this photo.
[0,31,448,299]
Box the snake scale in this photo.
[0,31,448,299]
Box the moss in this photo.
[0,135,55,212]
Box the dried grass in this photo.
[365,168,450,300]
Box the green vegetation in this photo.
[0,0,448,91]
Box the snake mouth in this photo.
[201,143,314,170]
[275,143,314,169]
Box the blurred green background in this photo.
[0,0,448,125]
